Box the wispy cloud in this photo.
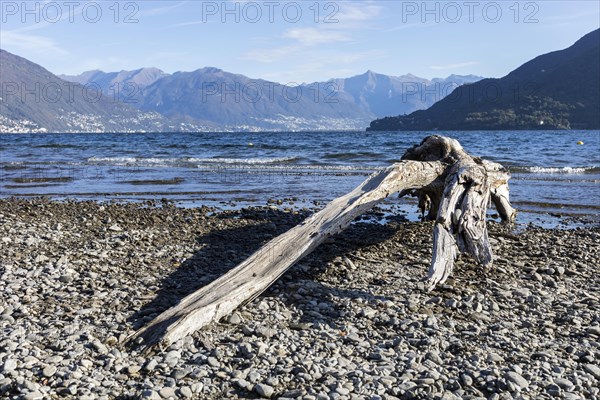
[0,31,68,55]
[241,29,363,64]
[336,3,383,23]
[430,61,479,70]
[242,2,383,66]
[10,2,88,33]
[257,49,385,83]
[170,20,211,28]
[283,28,350,45]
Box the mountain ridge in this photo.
[367,29,600,131]
[0,50,210,133]
[59,67,482,130]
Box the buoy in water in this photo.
[248,142,254,147]
[577,141,584,145]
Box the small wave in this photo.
[88,157,182,166]
[1,162,27,171]
[323,152,385,160]
[512,166,598,174]
[87,156,301,167]
[194,164,377,172]
[188,157,299,165]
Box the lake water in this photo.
[1,131,599,227]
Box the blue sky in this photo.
[1,1,599,83]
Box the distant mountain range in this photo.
[0,50,211,133]
[368,29,600,131]
[0,48,481,133]
[55,67,481,132]
[61,68,167,89]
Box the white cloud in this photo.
[253,49,385,83]
[170,20,211,27]
[430,61,479,70]
[242,4,381,64]
[283,27,350,45]
[0,30,68,55]
[238,1,385,81]
[336,3,383,23]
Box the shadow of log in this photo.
[127,208,408,333]
[127,208,308,330]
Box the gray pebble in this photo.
[24,392,44,400]
[179,386,193,398]
[336,386,350,395]
[127,365,141,375]
[584,364,600,379]
[42,365,57,377]
[461,373,473,387]
[399,381,417,391]
[227,312,242,324]
[172,368,190,379]
[235,379,251,390]
[92,340,108,355]
[3,359,17,372]
[505,371,529,389]
[248,371,261,383]
[555,377,575,391]
[159,387,177,399]
[256,326,276,338]
[207,357,220,367]
[255,383,275,398]
[586,326,600,337]
[144,359,158,372]
[164,350,181,366]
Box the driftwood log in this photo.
[127,135,516,350]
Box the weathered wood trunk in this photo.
[127,135,516,350]
[400,136,516,289]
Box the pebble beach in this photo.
[1,198,599,400]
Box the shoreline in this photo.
[1,194,598,231]
[1,198,599,399]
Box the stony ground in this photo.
[0,198,599,400]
